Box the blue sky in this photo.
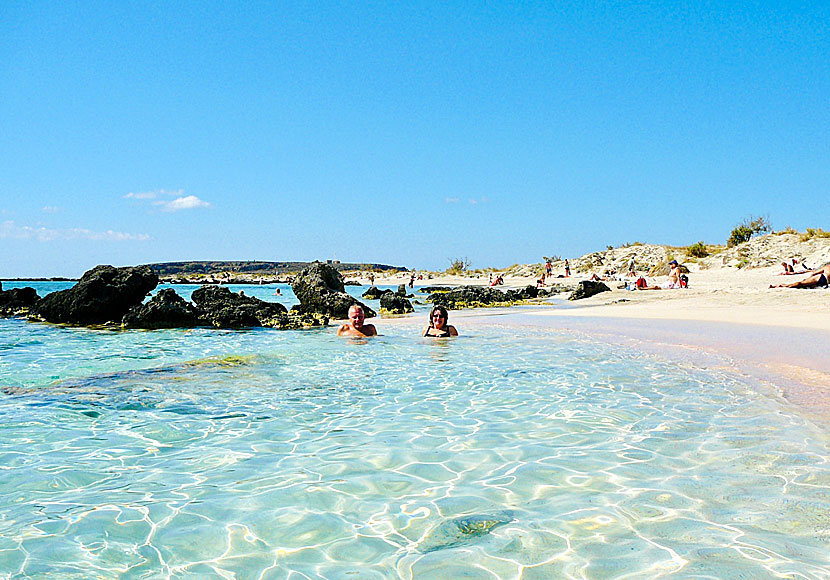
[1,2,827,277]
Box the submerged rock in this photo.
[419,512,514,553]
[122,288,202,329]
[261,311,329,330]
[30,265,158,325]
[291,261,375,319]
[0,286,40,317]
[379,293,413,315]
[568,280,611,300]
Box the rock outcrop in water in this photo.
[379,293,414,315]
[361,286,392,300]
[30,265,158,325]
[568,280,611,300]
[190,286,288,328]
[427,285,558,310]
[122,288,203,329]
[122,286,327,330]
[0,285,40,317]
[291,261,375,319]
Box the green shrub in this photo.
[727,215,772,247]
[686,241,709,258]
[800,228,830,241]
[774,226,798,235]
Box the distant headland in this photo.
[148,260,407,284]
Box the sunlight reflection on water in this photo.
[1,315,828,579]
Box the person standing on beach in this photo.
[545,259,552,279]
[337,305,377,337]
[564,259,571,277]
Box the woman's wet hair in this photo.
[429,305,449,327]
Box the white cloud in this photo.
[468,196,490,205]
[154,195,211,212]
[124,189,183,200]
[41,206,60,213]
[445,197,460,204]
[125,189,210,212]
[0,220,150,242]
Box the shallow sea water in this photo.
[1,300,829,578]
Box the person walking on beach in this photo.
[545,259,552,279]
[423,305,458,337]
[564,259,571,277]
[337,305,377,337]
[628,258,636,276]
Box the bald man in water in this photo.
[337,304,377,337]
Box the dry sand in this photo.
[370,265,829,331]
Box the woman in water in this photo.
[423,305,458,337]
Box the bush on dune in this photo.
[727,215,772,247]
[686,241,709,258]
[801,228,830,241]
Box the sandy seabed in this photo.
[366,265,830,426]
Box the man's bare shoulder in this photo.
[337,324,377,337]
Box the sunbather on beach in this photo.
[337,305,377,337]
[780,261,795,275]
[423,305,458,337]
[770,264,830,289]
[641,260,683,289]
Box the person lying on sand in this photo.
[641,260,684,289]
[770,264,830,289]
[337,305,377,337]
[423,305,458,337]
[780,261,795,275]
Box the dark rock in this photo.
[427,284,562,310]
[428,286,514,309]
[502,285,562,300]
[122,288,202,329]
[0,286,40,316]
[568,280,611,300]
[191,285,287,328]
[419,286,453,293]
[344,280,361,286]
[379,293,414,314]
[362,286,393,300]
[261,311,330,330]
[396,284,414,298]
[30,265,158,325]
[291,261,375,318]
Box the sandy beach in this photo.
[370,265,830,330]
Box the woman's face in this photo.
[431,309,446,329]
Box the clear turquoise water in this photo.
[1,295,829,578]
